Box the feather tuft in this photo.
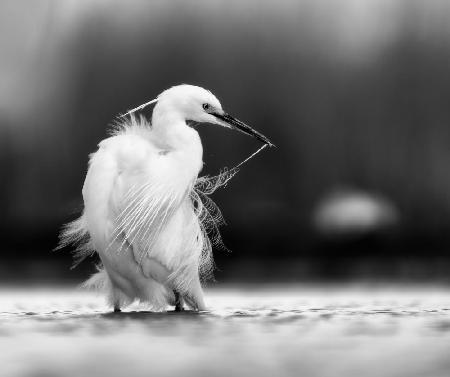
[55,214,94,268]
[191,168,240,283]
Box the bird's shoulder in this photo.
[93,126,161,167]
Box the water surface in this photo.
[1,285,450,377]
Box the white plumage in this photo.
[59,84,272,312]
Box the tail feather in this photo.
[55,214,94,267]
[82,267,134,309]
[82,266,110,291]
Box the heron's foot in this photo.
[174,290,184,312]
[175,303,184,312]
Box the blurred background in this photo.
[2,0,450,284]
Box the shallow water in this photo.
[1,285,450,377]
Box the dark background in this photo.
[1,0,450,283]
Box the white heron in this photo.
[59,84,273,312]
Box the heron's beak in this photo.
[213,112,274,147]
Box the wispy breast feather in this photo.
[108,180,187,264]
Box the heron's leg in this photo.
[113,298,121,313]
[174,290,184,312]
[111,287,124,313]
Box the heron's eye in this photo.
[202,103,210,111]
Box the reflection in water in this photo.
[0,285,450,377]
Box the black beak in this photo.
[213,112,274,147]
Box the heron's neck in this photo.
[151,111,203,175]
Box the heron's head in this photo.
[153,85,274,147]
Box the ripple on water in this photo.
[0,286,450,377]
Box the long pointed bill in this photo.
[213,112,274,147]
